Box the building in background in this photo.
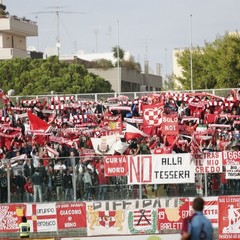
[172,48,185,89]
[61,54,162,93]
[0,3,38,59]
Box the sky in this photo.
[3,0,240,75]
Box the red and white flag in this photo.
[27,111,51,133]
[142,103,163,127]
[125,123,149,141]
[103,113,123,133]
[25,203,57,232]
[27,111,52,146]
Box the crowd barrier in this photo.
[0,196,236,239]
[3,150,240,204]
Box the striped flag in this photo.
[125,123,149,141]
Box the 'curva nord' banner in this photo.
[127,153,195,184]
[104,155,128,176]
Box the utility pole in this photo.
[94,29,98,53]
[189,14,193,91]
[116,19,120,95]
[33,6,85,57]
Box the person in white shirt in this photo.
[54,160,66,172]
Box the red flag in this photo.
[27,111,51,132]
[125,123,149,141]
[27,111,51,146]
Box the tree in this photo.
[112,46,125,61]
[0,56,113,95]
[112,46,142,72]
[121,56,142,72]
[175,33,240,90]
[93,59,113,69]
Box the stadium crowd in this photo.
[0,89,240,203]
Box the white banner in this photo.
[127,153,195,184]
[224,151,240,179]
[226,163,240,179]
[25,203,58,232]
[86,199,183,236]
[194,152,222,173]
[91,134,119,155]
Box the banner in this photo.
[218,196,240,240]
[25,203,57,232]
[195,152,222,173]
[128,153,195,184]
[103,114,123,133]
[86,202,128,236]
[161,113,179,135]
[223,151,240,179]
[158,198,189,231]
[86,199,181,236]
[0,204,25,232]
[56,202,86,229]
[91,134,119,155]
[104,155,128,176]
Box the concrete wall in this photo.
[88,67,162,93]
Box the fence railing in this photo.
[7,88,238,104]
[0,155,237,205]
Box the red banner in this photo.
[223,151,240,165]
[0,204,25,232]
[56,202,86,229]
[104,155,128,176]
[161,113,179,135]
[158,198,189,231]
[219,196,240,240]
[103,114,123,133]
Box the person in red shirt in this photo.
[24,177,33,202]
[183,120,198,135]
[162,135,179,154]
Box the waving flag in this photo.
[27,111,51,133]
[27,111,52,146]
[142,103,163,127]
[125,123,149,141]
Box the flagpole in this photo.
[116,19,121,96]
[189,14,193,91]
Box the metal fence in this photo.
[7,88,237,104]
[0,155,237,205]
